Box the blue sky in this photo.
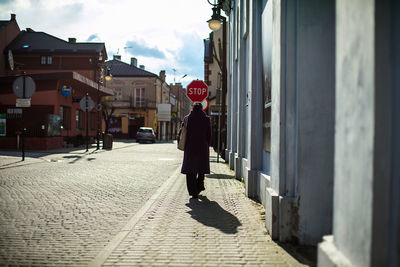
[0,0,215,86]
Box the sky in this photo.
[0,0,215,87]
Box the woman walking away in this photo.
[178,102,211,199]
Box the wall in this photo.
[226,0,335,245]
[0,15,20,76]
[8,54,98,81]
[318,0,399,266]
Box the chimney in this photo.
[114,55,121,60]
[139,65,145,70]
[68,37,76,43]
[10,14,16,21]
[159,70,166,82]
[131,57,137,67]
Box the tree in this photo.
[102,99,115,134]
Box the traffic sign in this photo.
[186,80,208,102]
[16,98,31,107]
[80,95,94,112]
[13,75,36,98]
[61,85,72,97]
[201,98,209,111]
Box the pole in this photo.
[97,82,100,150]
[86,93,89,152]
[22,73,26,161]
[217,105,221,163]
[22,128,26,161]
[220,16,227,160]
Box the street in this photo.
[0,141,183,266]
[0,141,309,266]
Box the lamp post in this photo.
[207,0,227,160]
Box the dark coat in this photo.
[179,109,211,174]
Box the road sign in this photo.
[13,75,36,98]
[157,104,171,122]
[80,95,94,112]
[186,80,208,102]
[61,85,72,97]
[201,98,209,111]
[16,98,31,107]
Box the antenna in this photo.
[172,68,176,83]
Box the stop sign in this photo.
[186,80,208,102]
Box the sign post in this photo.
[12,73,36,161]
[80,94,94,152]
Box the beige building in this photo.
[104,56,173,140]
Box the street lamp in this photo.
[208,6,223,31]
[207,0,227,160]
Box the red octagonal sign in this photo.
[186,80,208,102]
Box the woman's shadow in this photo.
[186,196,242,234]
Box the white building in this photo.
[221,0,399,266]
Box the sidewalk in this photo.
[89,151,309,267]
[0,139,139,169]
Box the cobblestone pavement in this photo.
[0,142,308,266]
[94,155,307,267]
[0,141,183,266]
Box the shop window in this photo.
[109,117,122,133]
[60,106,71,130]
[76,110,83,130]
[90,112,96,130]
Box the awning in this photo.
[0,72,113,96]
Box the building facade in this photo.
[0,15,111,150]
[105,58,180,141]
[222,0,399,266]
[204,27,225,151]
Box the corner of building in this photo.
[318,235,352,267]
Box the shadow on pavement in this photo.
[278,242,317,267]
[0,160,23,168]
[206,173,235,180]
[186,195,242,234]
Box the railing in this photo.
[105,98,157,109]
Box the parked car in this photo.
[136,127,156,143]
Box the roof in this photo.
[5,31,106,55]
[105,59,157,78]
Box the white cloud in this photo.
[0,0,215,86]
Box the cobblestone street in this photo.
[0,141,309,266]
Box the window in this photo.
[41,55,52,65]
[90,112,96,130]
[60,106,71,130]
[76,110,83,130]
[113,88,122,101]
[262,1,272,152]
[135,88,146,107]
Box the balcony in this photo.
[104,96,156,109]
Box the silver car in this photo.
[136,127,156,143]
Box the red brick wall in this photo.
[0,17,20,76]
[8,54,99,81]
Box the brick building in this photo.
[0,14,112,150]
